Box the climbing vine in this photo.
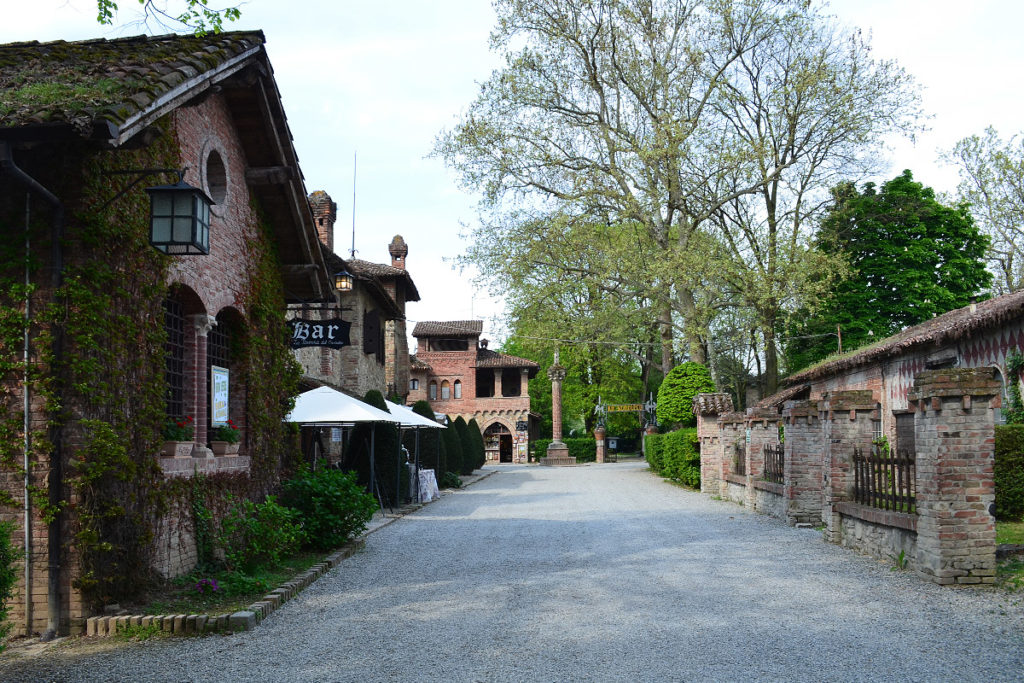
[1004,350,1024,425]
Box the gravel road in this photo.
[2,460,1022,682]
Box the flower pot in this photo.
[162,441,194,458]
[210,441,239,456]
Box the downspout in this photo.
[0,142,65,640]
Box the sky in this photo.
[4,0,1024,344]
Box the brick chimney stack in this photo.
[389,235,408,270]
[308,191,337,250]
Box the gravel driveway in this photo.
[2,460,1022,682]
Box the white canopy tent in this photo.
[384,399,446,429]
[384,399,444,502]
[286,386,400,425]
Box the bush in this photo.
[442,416,464,477]
[532,438,597,463]
[281,465,377,551]
[467,418,486,469]
[657,362,715,427]
[995,424,1024,521]
[0,521,18,650]
[217,495,304,571]
[646,429,700,488]
[454,416,477,475]
[349,391,407,507]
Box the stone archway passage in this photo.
[484,422,513,463]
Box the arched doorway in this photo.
[484,422,514,463]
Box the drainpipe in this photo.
[0,141,65,640]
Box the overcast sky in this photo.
[5,0,1024,342]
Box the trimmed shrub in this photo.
[657,362,715,427]
[453,416,475,475]
[0,521,18,650]
[467,418,486,469]
[349,391,407,507]
[532,438,597,463]
[646,429,700,488]
[995,424,1024,521]
[216,495,304,571]
[280,465,378,550]
[442,416,464,477]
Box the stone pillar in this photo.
[693,393,735,496]
[594,426,606,463]
[782,399,824,526]
[542,351,575,466]
[745,408,780,509]
[718,413,746,499]
[821,390,878,544]
[493,368,502,398]
[187,314,216,455]
[520,368,530,397]
[909,368,999,585]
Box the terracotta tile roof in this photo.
[348,258,420,302]
[476,347,540,370]
[412,320,484,337]
[691,392,735,416]
[784,289,1024,387]
[0,31,265,140]
[409,355,431,370]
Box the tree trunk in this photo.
[658,304,674,376]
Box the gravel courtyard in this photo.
[2,460,1023,682]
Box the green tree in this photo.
[656,362,715,428]
[404,400,445,476]
[785,171,992,371]
[946,127,1024,293]
[441,415,463,478]
[348,391,405,507]
[467,418,487,470]
[453,416,477,475]
[96,0,241,34]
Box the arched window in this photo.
[453,379,462,399]
[441,380,451,400]
[163,297,186,419]
[429,381,437,400]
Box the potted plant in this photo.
[209,418,240,456]
[162,416,194,458]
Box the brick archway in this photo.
[483,419,515,463]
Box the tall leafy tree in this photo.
[946,127,1024,293]
[785,171,992,371]
[95,0,241,34]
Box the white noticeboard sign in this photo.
[211,365,229,426]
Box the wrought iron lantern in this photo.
[145,173,213,255]
[333,268,354,292]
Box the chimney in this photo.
[480,339,489,349]
[308,191,337,250]
[389,235,408,270]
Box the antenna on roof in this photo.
[350,151,357,259]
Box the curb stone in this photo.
[81,467,497,638]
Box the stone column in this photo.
[187,314,216,456]
[594,426,606,463]
[520,368,530,397]
[745,408,780,509]
[782,399,824,526]
[493,368,502,398]
[909,368,999,585]
[541,350,575,466]
[693,393,735,496]
[820,390,878,544]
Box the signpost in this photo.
[287,317,351,349]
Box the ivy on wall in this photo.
[0,119,304,611]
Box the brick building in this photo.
[0,31,331,635]
[694,291,1024,584]
[290,191,419,401]
[408,321,539,463]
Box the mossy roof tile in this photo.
[0,30,264,133]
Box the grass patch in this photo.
[140,551,326,616]
[996,520,1024,545]
[997,557,1024,592]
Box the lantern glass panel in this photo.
[152,217,171,243]
[152,193,173,217]
[172,216,192,242]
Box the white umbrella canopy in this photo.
[286,386,401,425]
[384,399,446,429]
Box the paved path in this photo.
[2,461,1023,681]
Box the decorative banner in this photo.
[288,318,351,349]
[607,403,644,412]
[211,365,229,426]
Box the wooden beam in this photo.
[245,166,296,185]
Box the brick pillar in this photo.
[745,408,780,509]
[520,368,529,397]
[308,190,337,250]
[821,390,878,544]
[188,314,215,453]
[694,393,734,495]
[782,399,824,526]
[594,426,606,463]
[719,413,746,498]
[493,368,501,398]
[909,368,999,585]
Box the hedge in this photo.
[995,424,1024,521]
[645,428,700,488]
[532,438,597,463]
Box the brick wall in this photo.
[782,399,824,526]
